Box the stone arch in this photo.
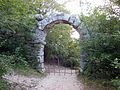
[34,13,89,72]
[38,13,80,32]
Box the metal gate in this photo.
[45,58,79,75]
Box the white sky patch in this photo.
[57,0,108,15]
[70,28,80,39]
[65,0,81,15]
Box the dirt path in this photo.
[4,66,84,90]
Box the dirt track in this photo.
[4,65,85,90]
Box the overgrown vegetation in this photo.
[81,1,120,89]
[0,79,10,90]
[79,74,116,90]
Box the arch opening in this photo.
[44,23,80,72]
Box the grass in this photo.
[0,78,10,90]
[78,74,116,90]
[13,66,46,77]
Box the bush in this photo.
[0,54,13,77]
[0,79,10,90]
[0,54,29,77]
[111,79,120,90]
[63,57,80,68]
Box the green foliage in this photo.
[81,9,120,88]
[14,66,44,77]
[45,24,80,67]
[110,0,120,6]
[0,79,10,90]
[0,0,40,70]
[111,79,120,89]
[63,57,80,68]
[78,74,115,90]
[0,55,12,77]
[0,0,37,31]
[0,54,29,77]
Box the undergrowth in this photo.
[78,74,116,90]
[0,78,10,90]
[14,66,45,77]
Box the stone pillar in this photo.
[77,25,89,72]
[37,44,45,72]
[35,29,46,72]
[79,30,85,72]
[80,47,86,72]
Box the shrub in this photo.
[111,79,120,90]
[63,57,80,68]
[0,79,10,90]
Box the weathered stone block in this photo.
[73,19,80,27]
[38,55,44,63]
[57,15,64,20]
[35,14,43,21]
[38,49,44,55]
[69,16,76,24]
[63,14,70,21]
[41,63,44,68]
[51,15,58,22]
[38,22,44,30]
